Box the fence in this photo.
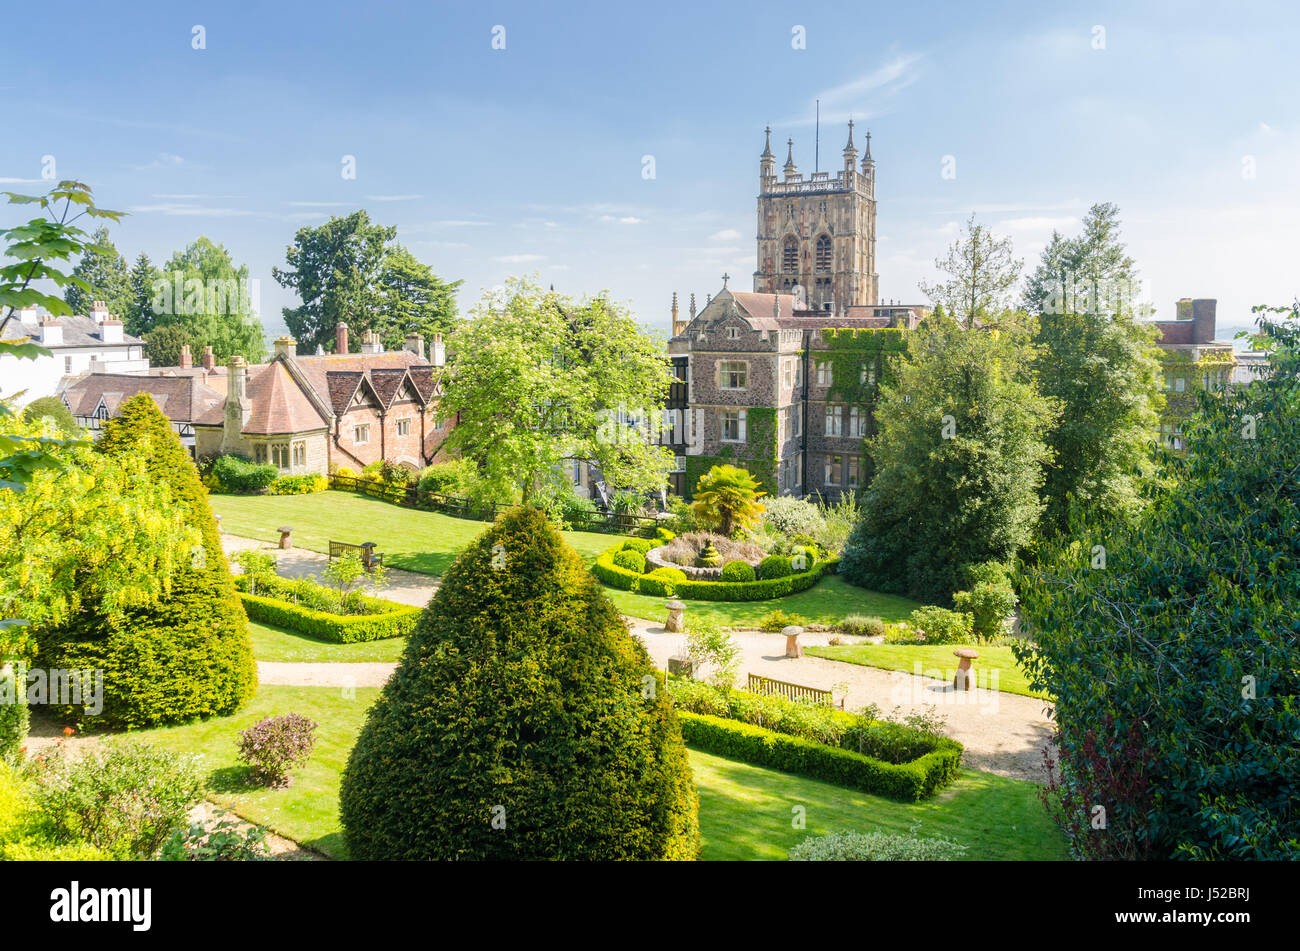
[328,474,664,535]
[746,673,842,709]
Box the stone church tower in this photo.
[752,122,878,312]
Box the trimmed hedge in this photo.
[611,549,647,573]
[592,543,837,602]
[235,575,420,643]
[621,538,655,555]
[268,474,329,495]
[720,560,756,583]
[757,555,794,580]
[677,711,962,802]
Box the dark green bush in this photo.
[340,506,700,859]
[720,560,756,583]
[211,454,278,493]
[35,395,257,729]
[591,544,834,602]
[842,614,886,637]
[756,554,793,580]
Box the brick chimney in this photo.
[201,345,215,371]
[274,336,297,359]
[1192,299,1217,345]
[222,356,251,453]
[335,322,349,355]
[91,300,124,343]
[19,304,38,324]
[430,333,446,367]
[38,315,63,347]
[403,333,425,361]
[179,344,193,369]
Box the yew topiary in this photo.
[35,394,257,729]
[339,505,700,860]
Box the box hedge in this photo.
[592,543,836,602]
[234,576,420,643]
[677,711,962,802]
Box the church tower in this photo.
[752,121,878,312]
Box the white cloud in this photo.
[493,253,546,263]
[127,152,190,172]
[599,215,643,224]
[999,215,1080,233]
[784,52,924,126]
[709,228,741,241]
[365,194,424,201]
[130,203,253,217]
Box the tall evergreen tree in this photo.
[124,252,161,337]
[1022,202,1145,318]
[840,312,1056,605]
[375,244,460,349]
[64,226,131,319]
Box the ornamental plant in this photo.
[340,505,699,860]
[237,714,317,788]
[691,464,766,537]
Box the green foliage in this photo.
[234,574,419,643]
[237,713,317,788]
[762,495,826,539]
[655,527,676,543]
[918,214,1022,328]
[21,397,76,433]
[841,614,885,637]
[268,474,328,495]
[35,395,257,728]
[125,252,161,336]
[620,537,654,555]
[841,312,1055,606]
[691,464,766,537]
[340,506,700,859]
[1022,202,1145,319]
[756,554,793,580]
[694,541,722,567]
[63,225,131,321]
[720,560,756,583]
[905,606,973,644]
[612,548,647,573]
[952,563,1018,641]
[682,620,742,690]
[32,741,204,859]
[789,829,967,861]
[592,544,834,602]
[160,817,271,862]
[0,761,112,861]
[0,664,28,761]
[211,454,278,493]
[146,237,265,363]
[677,712,961,802]
[1015,305,1300,860]
[758,609,807,632]
[373,244,461,350]
[438,276,674,503]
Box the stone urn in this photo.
[665,599,686,633]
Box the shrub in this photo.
[160,817,271,861]
[789,829,967,861]
[234,575,420,643]
[210,453,278,493]
[756,554,793,580]
[762,495,826,539]
[692,464,767,536]
[340,506,699,860]
[417,458,480,504]
[0,762,112,861]
[842,614,886,637]
[639,565,688,597]
[683,621,742,690]
[0,665,28,763]
[21,396,77,433]
[334,466,357,478]
[953,562,1018,640]
[621,537,655,555]
[906,605,973,644]
[612,548,647,573]
[591,544,834,602]
[36,395,257,729]
[656,527,676,543]
[720,560,756,583]
[33,742,203,859]
[237,714,317,788]
[268,473,328,495]
[758,609,808,632]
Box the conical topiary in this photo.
[695,541,722,568]
[34,394,257,728]
[339,506,700,860]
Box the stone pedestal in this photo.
[277,527,293,550]
[783,625,804,658]
[953,648,979,691]
[665,600,686,633]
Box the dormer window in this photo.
[726,326,741,340]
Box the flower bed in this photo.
[593,541,837,602]
[234,575,421,643]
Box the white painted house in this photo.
[0,302,149,405]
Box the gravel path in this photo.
[223,532,1055,783]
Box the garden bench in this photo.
[328,540,384,571]
[747,673,843,709]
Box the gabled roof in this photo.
[242,361,329,435]
[61,373,223,422]
[2,315,145,348]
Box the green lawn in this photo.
[130,685,1063,860]
[693,749,1067,860]
[804,642,1048,700]
[211,490,617,576]
[213,490,923,627]
[249,620,407,663]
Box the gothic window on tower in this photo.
[782,237,798,273]
[815,235,831,272]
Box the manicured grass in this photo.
[130,685,1061,861]
[608,574,921,627]
[692,748,1067,860]
[248,620,407,663]
[211,490,617,576]
[804,642,1048,700]
[129,686,379,859]
[214,490,924,626]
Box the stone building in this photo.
[1148,298,1236,450]
[663,126,927,501]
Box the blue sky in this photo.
[3,0,1296,343]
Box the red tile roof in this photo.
[242,362,329,435]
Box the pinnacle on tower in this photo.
[689,293,696,319]
[761,125,774,159]
[783,138,798,181]
[844,118,856,152]
[861,130,874,170]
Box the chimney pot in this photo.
[180,344,193,369]
[335,322,349,355]
[201,345,215,371]
[274,336,297,359]
[403,332,425,361]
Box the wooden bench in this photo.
[747,673,843,709]
[328,540,384,571]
